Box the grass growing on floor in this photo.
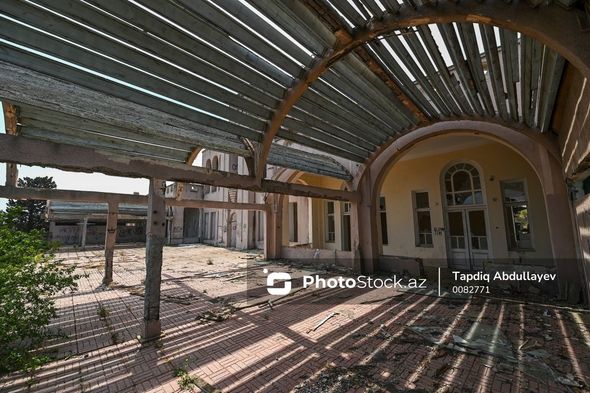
[175,360,199,391]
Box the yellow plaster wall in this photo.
[379,140,552,266]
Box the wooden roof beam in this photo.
[0,134,359,202]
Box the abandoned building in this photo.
[47,201,148,247]
[2,0,590,391]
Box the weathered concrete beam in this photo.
[0,134,358,201]
[103,201,118,286]
[143,179,166,341]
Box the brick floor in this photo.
[1,245,589,393]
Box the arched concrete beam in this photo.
[355,120,581,298]
[257,2,590,182]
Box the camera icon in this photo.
[264,268,292,295]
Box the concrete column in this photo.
[80,217,88,249]
[143,178,166,341]
[103,201,118,286]
[5,163,17,186]
[538,148,582,301]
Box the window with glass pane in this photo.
[325,201,335,243]
[501,181,532,250]
[413,191,433,247]
[379,196,388,245]
[444,163,483,206]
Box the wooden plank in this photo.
[267,154,351,180]
[281,117,373,156]
[168,199,269,211]
[4,0,279,111]
[438,23,485,115]
[19,127,190,163]
[538,51,566,132]
[248,0,334,53]
[320,67,407,127]
[103,201,118,285]
[0,185,149,204]
[77,0,289,98]
[529,39,544,128]
[0,61,252,150]
[143,178,165,340]
[173,0,312,71]
[284,110,379,150]
[19,105,251,157]
[2,102,18,135]
[0,44,263,142]
[499,29,519,122]
[148,0,301,78]
[368,40,439,118]
[20,107,194,152]
[325,0,366,26]
[520,35,533,126]
[332,54,417,125]
[456,23,496,116]
[351,45,425,125]
[417,25,473,115]
[261,179,358,202]
[385,34,453,116]
[403,29,463,116]
[0,14,268,135]
[0,134,359,201]
[0,185,270,210]
[293,99,388,145]
[276,127,367,162]
[270,143,351,169]
[481,25,509,120]
[3,102,19,186]
[305,83,395,137]
[278,117,372,156]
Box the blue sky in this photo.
[0,107,148,210]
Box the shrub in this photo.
[0,207,78,373]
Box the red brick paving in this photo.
[0,245,589,393]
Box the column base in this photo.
[141,319,162,342]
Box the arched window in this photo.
[444,163,483,206]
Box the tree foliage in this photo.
[0,206,77,373]
[7,176,57,232]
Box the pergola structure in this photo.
[1,0,590,339]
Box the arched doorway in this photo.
[442,162,490,270]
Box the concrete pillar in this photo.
[538,148,582,301]
[5,163,17,186]
[103,201,118,286]
[79,217,88,249]
[142,178,166,341]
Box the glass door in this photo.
[447,209,489,270]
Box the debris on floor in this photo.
[196,306,236,323]
[293,365,404,393]
[307,311,339,334]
